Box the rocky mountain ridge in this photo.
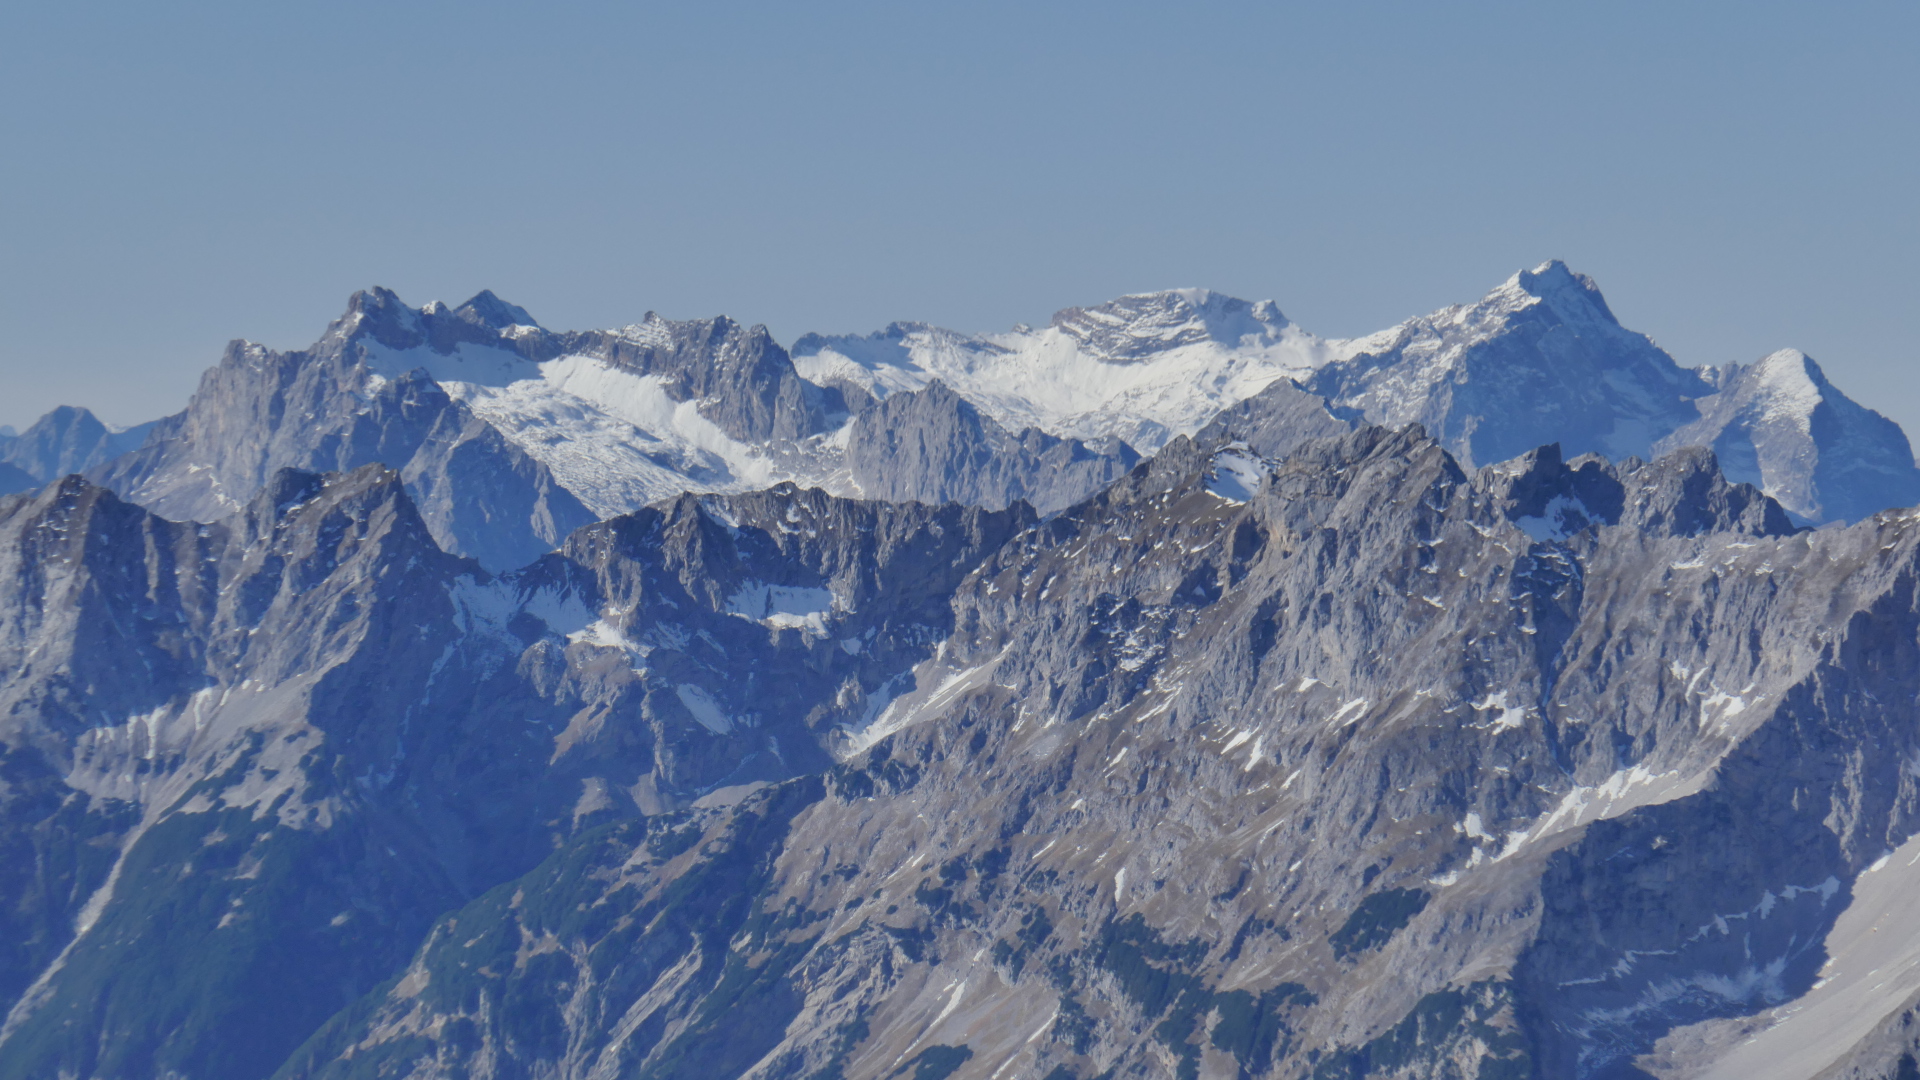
[0,405,155,492]
[0,460,1026,1079]
[258,428,1920,1080]
[9,261,1906,536]
[4,266,1920,1078]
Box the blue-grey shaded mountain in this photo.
[0,466,1025,1080]
[234,427,1920,1080]
[1304,262,1920,525]
[1653,348,1920,524]
[6,265,1920,1080]
[0,405,155,484]
[70,265,1920,552]
[0,462,34,497]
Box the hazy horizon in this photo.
[4,1,1915,436]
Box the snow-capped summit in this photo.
[1657,348,1920,523]
[1307,260,1710,469]
[1305,268,1920,523]
[1048,288,1292,362]
[68,263,1920,553]
[793,290,1335,451]
[1499,258,1622,328]
[99,288,873,559]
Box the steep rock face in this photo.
[0,468,473,1080]
[574,312,844,444]
[72,267,1920,532]
[95,288,862,525]
[346,289,864,515]
[92,296,596,570]
[367,373,595,571]
[274,425,1920,1080]
[12,268,1920,1080]
[1655,348,1920,524]
[1193,375,1357,460]
[0,470,1027,1080]
[0,405,156,483]
[846,381,1138,513]
[1305,262,1710,470]
[1304,263,1920,525]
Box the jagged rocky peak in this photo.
[1478,439,1793,541]
[328,285,554,358]
[0,404,157,483]
[230,463,439,557]
[1351,259,1633,361]
[1494,257,1622,327]
[332,284,419,346]
[452,288,538,330]
[1295,263,1920,524]
[1048,287,1291,362]
[1475,442,1624,535]
[1308,260,1709,471]
[844,379,1139,513]
[1656,347,1920,524]
[603,309,760,360]
[1736,347,1832,416]
[1193,375,1355,460]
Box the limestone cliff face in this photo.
[90,293,596,571]
[0,466,1024,1080]
[846,380,1138,514]
[57,422,1889,1080]
[11,267,1920,1080]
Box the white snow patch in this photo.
[1531,764,1700,842]
[791,312,1341,452]
[1750,349,1824,432]
[1204,447,1265,504]
[567,618,645,656]
[675,685,733,735]
[1514,493,1592,542]
[363,341,851,517]
[1460,813,1496,842]
[1328,697,1370,727]
[725,582,838,636]
[839,650,1009,756]
[1471,691,1527,731]
[1699,686,1750,729]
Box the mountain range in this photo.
[3,263,1920,1079]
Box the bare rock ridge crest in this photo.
[2,264,1920,1078]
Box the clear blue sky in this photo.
[3,1,1916,437]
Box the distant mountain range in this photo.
[7,260,1911,558]
[4,265,1920,1080]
